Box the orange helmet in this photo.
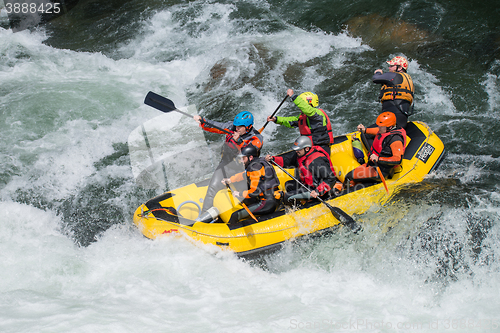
[387,56,408,71]
[376,112,396,127]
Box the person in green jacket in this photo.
[267,89,334,155]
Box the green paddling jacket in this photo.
[276,95,333,147]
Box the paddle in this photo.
[224,182,258,223]
[258,95,288,133]
[241,202,258,222]
[144,91,233,135]
[270,160,360,233]
[360,131,389,195]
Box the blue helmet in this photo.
[233,111,254,127]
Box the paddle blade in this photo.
[376,166,389,194]
[144,91,177,113]
[327,204,361,233]
[242,203,259,222]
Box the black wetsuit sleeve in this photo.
[276,150,298,168]
[381,134,405,165]
[372,72,403,86]
[310,157,335,187]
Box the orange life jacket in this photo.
[380,72,414,104]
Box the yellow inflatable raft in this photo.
[133,121,445,256]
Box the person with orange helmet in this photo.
[344,112,407,185]
[267,89,334,155]
[372,56,414,129]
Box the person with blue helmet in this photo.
[233,111,254,127]
[193,110,263,222]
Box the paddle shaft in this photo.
[225,183,236,207]
[269,159,358,229]
[144,91,233,135]
[270,160,318,199]
[360,131,389,194]
[225,182,258,222]
[259,95,288,133]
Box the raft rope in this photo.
[137,207,176,218]
[137,205,336,239]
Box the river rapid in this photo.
[1,0,500,332]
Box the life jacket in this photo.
[245,157,280,198]
[297,109,334,146]
[380,72,414,104]
[370,128,407,161]
[221,126,263,161]
[297,146,335,187]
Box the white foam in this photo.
[409,60,458,116]
[1,3,500,332]
[482,69,500,113]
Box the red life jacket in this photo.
[297,108,334,146]
[221,127,263,160]
[370,128,407,159]
[297,146,335,186]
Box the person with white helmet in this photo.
[267,89,334,155]
[372,56,414,129]
[193,111,263,221]
[265,136,337,203]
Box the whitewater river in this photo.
[1,0,499,332]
